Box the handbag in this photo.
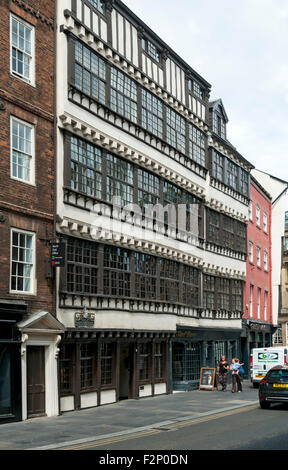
[239,365,244,375]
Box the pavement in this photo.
[0,380,259,450]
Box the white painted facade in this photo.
[55,0,252,406]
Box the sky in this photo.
[124,0,288,183]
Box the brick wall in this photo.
[0,0,55,315]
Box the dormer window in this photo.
[213,112,226,140]
[188,79,204,100]
[86,0,104,14]
[141,38,161,63]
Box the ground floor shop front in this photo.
[171,327,242,391]
[59,329,172,412]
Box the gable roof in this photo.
[209,99,229,123]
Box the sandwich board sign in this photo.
[199,367,218,391]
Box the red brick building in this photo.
[0,0,63,424]
[242,176,274,371]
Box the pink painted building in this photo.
[242,176,273,365]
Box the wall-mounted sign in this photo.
[51,242,65,267]
[75,307,95,328]
[199,367,218,391]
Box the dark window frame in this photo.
[68,35,209,172]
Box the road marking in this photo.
[60,429,161,451]
[60,404,258,451]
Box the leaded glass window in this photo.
[154,343,164,379]
[138,168,160,208]
[189,124,206,166]
[226,160,238,190]
[141,89,163,138]
[203,275,215,309]
[166,107,186,154]
[110,67,137,123]
[66,238,98,294]
[74,39,106,103]
[211,151,224,182]
[141,38,161,63]
[80,343,94,390]
[101,343,113,385]
[103,246,130,297]
[231,280,243,311]
[86,0,104,14]
[182,266,199,307]
[218,278,230,310]
[106,153,134,206]
[159,258,179,302]
[70,135,102,198]
[134,252,157,300]
[139,343,150,381]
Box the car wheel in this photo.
[260,401,270,409]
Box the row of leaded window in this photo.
[67,133,202,232]
[211,150,249,197]
[203,275,243,311]
[64,237,243,311]
[72,38,207,168]
[60,341,166,392]
[207,209,247,254]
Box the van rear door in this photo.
[252,348,285,382]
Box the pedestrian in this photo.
[230,358,244,393]
[217,355,229,392]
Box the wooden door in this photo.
[27,346,46,418]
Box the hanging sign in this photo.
[51,242,65,267]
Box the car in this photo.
[259,365,288,409]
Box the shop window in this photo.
[139,343,150,381]
[101,343,113,386]
[154,343,164,380]
[0,346,12,416]
[60,344,74,394]
[80,343,95,390]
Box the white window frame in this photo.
[273,327,283,345]
[10,116,35,186]
[249,241,253,263]
[10,14,35,86]
[249,200,253,221]
[256,204,260,227]
[264,291,268,321]
[264,250,268,271]
[263,211,268,233]
[257,288,261,319]
[249,284,253,318]
[10,228,36,295]
[257,246,261,267]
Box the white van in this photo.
[250,347,288,387]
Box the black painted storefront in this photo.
[0,301,25,424]
[171,327,242,391]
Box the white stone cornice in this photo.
[56,217,204,270]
